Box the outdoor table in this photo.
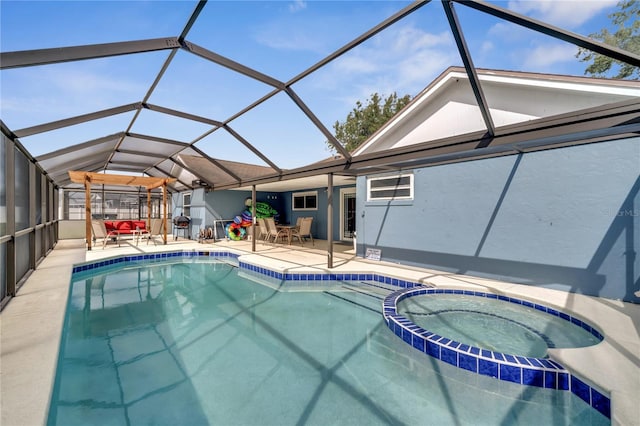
[276,224,297,245]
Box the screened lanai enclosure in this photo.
[1,0,639,307]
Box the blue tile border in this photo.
[72,250,240,275]
[382,287,610,419]
[72,251,430,293]
[237,260,427,290]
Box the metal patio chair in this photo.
[290,217,314,246]
[91,219,120,249]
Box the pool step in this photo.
[324,282,391,313]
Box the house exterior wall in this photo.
[173,186,356,241]
[172,189,205,239]
[280,185,355,241]
[356,137,640,302]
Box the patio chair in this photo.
[256,218,270,242]
[290,217,314,246]
[135,222,151,245]
[91,219,120,249]
[264,217,287,244]
[148,218,164,245]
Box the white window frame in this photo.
[367,173,414,201]
[292,191,318,211]
[182,192,192,216]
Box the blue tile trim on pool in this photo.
[382,287,610,419]
[236,261,426,288]
[72,251,429,290]
[72,250,240,275]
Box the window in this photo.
[182,193,191,217]
[367,174,413,201]
[292,191,317,211]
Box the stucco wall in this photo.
[174,185,358,242]
[356,137,640,302]
[58,220,86,239]
[281,185,356,241]
[174,189,289,239]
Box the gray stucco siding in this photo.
[356,137,640,302]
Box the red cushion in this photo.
[132,221,147,230]
[116,221,132,232]
[104,220,148,233]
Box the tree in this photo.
[328,92,412,153]
[576,0,640,79]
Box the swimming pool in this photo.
[397,293,602,357]
[47,251,609,425]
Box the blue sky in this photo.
[0,0,622,169]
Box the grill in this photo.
[173,215,191,228]
[173,215,191,240]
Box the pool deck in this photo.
[1,238,638,426]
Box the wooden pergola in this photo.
[68,171,176,250]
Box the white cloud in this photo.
[292,23,457,121]
[390,26,453,52]
[48,68,142,95]
[1,66,144,129]
[396,49,457,89]
[488,22,525,39]
[255,30,325,52]
[507,0,617,28]
[480,41,494,54]
[289,0,307,13]
[521,43,578,69]
[333,56,379,74]
[329,25,455,96]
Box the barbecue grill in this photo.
[173,214,191,239]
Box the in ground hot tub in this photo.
[397,291,601,358]
[383,287,610,419]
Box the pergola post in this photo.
[162,182,168,244]
[147,188,152,230]
[84,176,92,250]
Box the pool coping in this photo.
[383,286,610,419]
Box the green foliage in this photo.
[576,0,640,79]
[328,92,412,153]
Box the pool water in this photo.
[48,258,608,425]
[397,294,601,358]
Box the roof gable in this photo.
[354,67,640,155]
